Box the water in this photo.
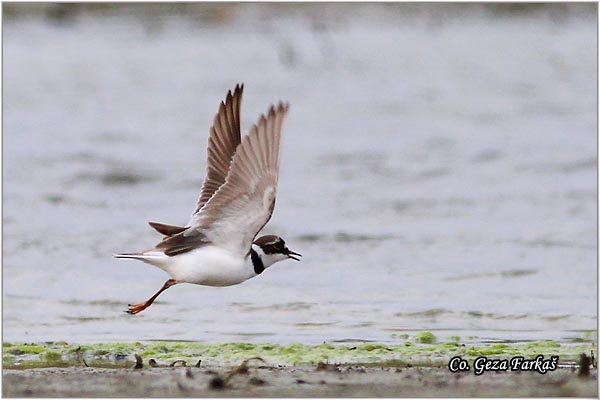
[3,4,597,345]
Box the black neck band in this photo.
[250,249,265,275]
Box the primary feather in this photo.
[191,84,244,218]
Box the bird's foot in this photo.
[124,279,177,315]
[125,302,148,315]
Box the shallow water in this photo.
[3,4,597,345]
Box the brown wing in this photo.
[190,84,244,218]
[188,102,290,256]
[148,222,188,237]
[154,228,211,257]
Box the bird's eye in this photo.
[273,243,283,251]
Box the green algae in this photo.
[43,351,62,362]
[415,332,437,344]
[2,338,595,370]
[5,344,47,355]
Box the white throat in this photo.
[251,244,288,271]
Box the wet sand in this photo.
[3,366,597,397]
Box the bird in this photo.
[114,84,301,315]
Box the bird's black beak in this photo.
[285,248,302,261]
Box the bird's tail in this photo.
[113,251,168,269]
[113,252,146,261]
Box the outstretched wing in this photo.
[188,102,290,256]
[190,84,244,220]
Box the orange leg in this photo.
[126,279,178,315]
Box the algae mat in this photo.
[2,339,595,369]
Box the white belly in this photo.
[150,246,256,287]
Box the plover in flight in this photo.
[114,84,300,314]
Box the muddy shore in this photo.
[3,340,597,397]
[3,365,597,397]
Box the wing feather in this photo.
[191,84,243,218]
[189,102,290,256]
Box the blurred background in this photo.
[3,3,597,345]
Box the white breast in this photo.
[162,246,256,287]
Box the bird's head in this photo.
[251,235,302,268]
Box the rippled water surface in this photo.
[3,4,597,345]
